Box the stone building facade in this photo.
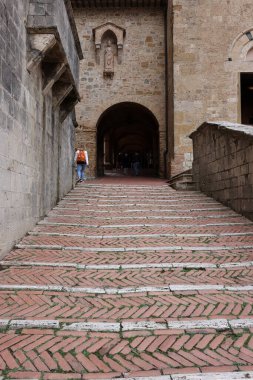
[73,4,166,177]
[172,0,253,175]
[1,0,253,255]
[72,0,253,178]
[0,0,82,256]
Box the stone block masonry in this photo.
[74,7,166,178]
[0,0,81,257]
[171,0,253,176]
[190,121,253,221]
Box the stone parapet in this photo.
[190,121,253,220]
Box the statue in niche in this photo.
[104,39,114,78]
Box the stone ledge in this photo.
[190,121,253,140]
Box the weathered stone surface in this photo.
[74,7,166,177]
[190,121,253,221]
[0,0,80,257]
[171,0,253,175]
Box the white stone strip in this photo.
[63,322,120,332]
[1,318,253,333]
[171,373,253,380]
[100,372,253,380]
[121,321,168,331]
[38,221,253,228]
[3,260,253,270]
[55,207,79,211]
[15,244,253,252]
[72,185,177,189]
[166,319,229,330]
[0,319,9,328]
[28,231,253,238]
[51,207,229,213]
[220,261,253,268]
[67,193,203,198]
[70,195,213,200]
[48,214,240,220]
[229,319,253,329]
[59,200,219,205]
[9,320,60,329]
[1,284,253,294]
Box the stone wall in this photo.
[172,0,253,176]
[0,0,80,257]
[73,7,166,177]
[27,0,81,83]
[190,122,253,221]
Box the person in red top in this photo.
[74,147,89,182]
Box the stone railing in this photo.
[190,121,253,221]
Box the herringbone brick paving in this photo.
[1,179,253,379]
[1,266,253,287]
[4,248,253,264]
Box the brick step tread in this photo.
[0,330,253,376]
[32,225,253,235]
[44,216,248,224]
[57,199,220,205]
[49,208,232,215]
[0,266,252,287]
[4,248,253,265]
[0,290,253,320]
[19,233,253,247]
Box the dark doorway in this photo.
[96,102,159,177]
[241,73,253,125]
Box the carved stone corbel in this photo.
[42,62,67,95]
[27,34,57,72]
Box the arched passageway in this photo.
[96,102,160,177]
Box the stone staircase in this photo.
[168,169,196,191]
[0,182,253,379]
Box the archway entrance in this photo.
[241,73,253,125]
[96,102,159,177]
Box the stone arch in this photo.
[246,46,253,61]
[96,102,160,177]
[226,28,253,125]
[229,27,253,62]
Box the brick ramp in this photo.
[1,182,253,379]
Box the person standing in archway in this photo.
[74,147,89,182]
[133,152,141,176]
[122,153,129,175]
